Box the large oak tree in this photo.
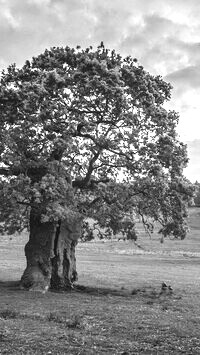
[0,44,192,291]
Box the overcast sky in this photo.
[0,0,199,181]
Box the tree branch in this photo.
[72,149,102,188]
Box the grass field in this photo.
[0,207,200,354]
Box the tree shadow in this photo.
[72,284,181,301]
[0,280,180,302]
[72,284,139,297]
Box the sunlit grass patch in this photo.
[0,207,200,353]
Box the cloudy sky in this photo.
[0,0,199,181]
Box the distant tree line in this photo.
[192,181,200,207]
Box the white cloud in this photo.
[166,66,200,91]
[165,86,200,141]
[184,140,200,182]
[3,7,20,28]
[28,0,51,5]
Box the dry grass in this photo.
[0,207,200,354]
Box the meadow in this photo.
[0,207,200,354]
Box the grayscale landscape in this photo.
[0,208,200,354]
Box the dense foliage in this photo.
[0,43,193,239]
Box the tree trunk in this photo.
[20,209,82,292]
[50,218,81,290]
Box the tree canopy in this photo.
[0,43,193,239]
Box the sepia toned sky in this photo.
[0,0,199,181]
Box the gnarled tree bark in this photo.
[20,209,82,292]
[50,218,81,290]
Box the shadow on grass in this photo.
[72,284,173,300]
[0,280,181,304]
[53,284,183,306]
[0,280,146,298]
[73,284,133,297]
